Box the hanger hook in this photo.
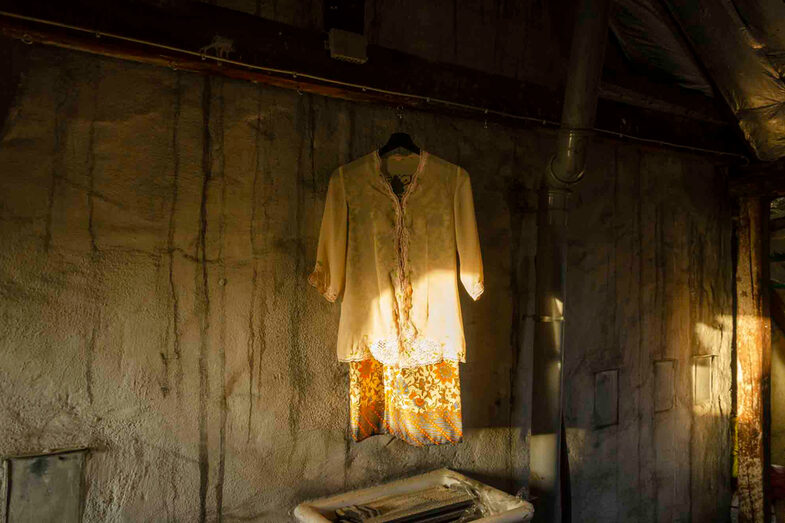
[396,105,404,121]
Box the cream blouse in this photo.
[308,150,484,368]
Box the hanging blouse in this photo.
[308,150,484,368]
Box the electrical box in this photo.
[328,28,368,64]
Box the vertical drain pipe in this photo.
[529,0,610,521]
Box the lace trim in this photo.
[350,336,460,368]
[339,333,464,366]
[370,334,440,368]
[467,281,484,301]
[308,263,338,302]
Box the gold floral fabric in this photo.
[349,358,463,446]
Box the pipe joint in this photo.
[548,153,586,187]
[548,128,594,187]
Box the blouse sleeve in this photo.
[308,169,348,302]
[454,167,484,300]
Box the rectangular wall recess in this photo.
[654,359,676,412]
[3,449,87,523]
[693,355,715,405]
[594,369,619,428]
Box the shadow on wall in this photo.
[0,41,24,143]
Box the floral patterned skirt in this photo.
[348,358,462,446]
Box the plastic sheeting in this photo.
[293,468,534,522]
[611,0,785,160]
[610,0,712,96]
[733,0,785,78]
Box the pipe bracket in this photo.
[532,315,565,323]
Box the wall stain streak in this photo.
[505,141,522,480]
[347,103,356,161]
[86,63,100,256]
[214,78,227,523]
[246,265,258,442]
[247,86,263,443]
[197,75,212,523]
[452,0,459,59]
[654,204,668,358]
[286,94,311,453]
[343,437,352,487]
[170,458,179,522]
[164,73,182,399]
[688,219,698,519]
[630,148,647,517]
[86,324,97,404]
[256,98,272,399]
[44,68,68,252]
[84,64,102,410]
[309,97,317,194]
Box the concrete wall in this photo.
[0,45,732,521]
[565,144,734,521]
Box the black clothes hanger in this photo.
[378,133,420,198]
[378,132,420,157]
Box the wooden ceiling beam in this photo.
[0,0,746,157]
[731,160,785,197]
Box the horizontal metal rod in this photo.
[4,446,90,459]
[0,9,749,161]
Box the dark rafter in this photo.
[730,159,785,197]
[0,0,746,158]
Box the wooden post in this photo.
[772,289,785,334]
[736,196,772,523]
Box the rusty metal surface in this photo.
[5,450,86,523]
[736,197,773,522]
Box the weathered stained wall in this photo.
[0,44,732,521]
[0,45,538,521]
[564,146,733,521]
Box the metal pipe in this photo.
[530,0,611,520]
[549,0,612,188]
[530,189,569,523]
